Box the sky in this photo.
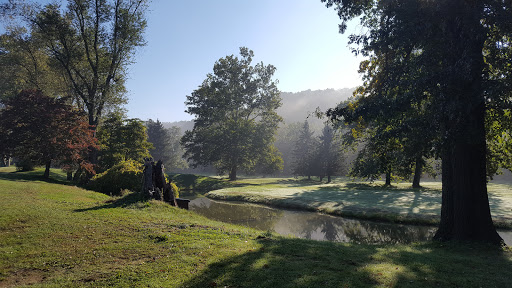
[123,0,364,122]
[0,0,364,122]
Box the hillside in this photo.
[278,88,354,125]
[1,168,511,287]
[162,88,355,133]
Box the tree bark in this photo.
[142,158,154,199]
[434,104,502,244]
[412,157,423,188]
[385,170,391,186]
[43,160,51,179]
[434,0,501,243]
[229,166,237,181]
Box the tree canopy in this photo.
[14,0,149,129]
[0,89,97,178]
[146,119,188,172]
[323,0,511,243]
[181,47,283,180]
[292,120,318,179]
[96,111,152,171]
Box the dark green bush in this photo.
[15,158,35,172]
[170,173,231,192]
[169,174,199,190]
[88,160,143,196]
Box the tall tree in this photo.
[146,119,171,164]
[181,47,282,180]
[96,112,152,171]
[292,120,318,179]
[146,119,188,172]
[0,89,97,178]
[317,124,344,183]
[275,122,303,175]
[30,0,148,133]
[165,126,188,172]
[0,27,68,100]
[323,0,511,243]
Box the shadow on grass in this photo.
[0,169,72,186]
[182,238,512,288]
[344,182,440,193]
[74,192,146,212]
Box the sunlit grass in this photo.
[208,177,512,228]
[1,169,511,287]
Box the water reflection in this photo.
[189,197,512,245]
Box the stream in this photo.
[188,196,512,245]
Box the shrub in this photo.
[88,160,143,196]
[170,173,232,192]
[169,174,199,190]
[169,182,179,198]
[15,158,35,172]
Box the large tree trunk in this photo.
[385,170,391,186]
[229,166,237,181]
[434,103,502,244]
[434,0,501,244]
[412,156,423,188]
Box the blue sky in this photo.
[124,0,364,122]
[1,0,364,122]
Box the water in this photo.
[189,197,512,245]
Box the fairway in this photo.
[207,178,512,228]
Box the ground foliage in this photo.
[88,159,143,196]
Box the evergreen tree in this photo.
[146,119,187,172]
[147,119,171,165]
[317,124,344,183]
[292,120,317,179]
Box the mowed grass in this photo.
[207,177,512,228]
[1,167,512,287]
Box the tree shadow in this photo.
[182,238,512,287]
[74,192,146,212]
[258,178,324,187]
[0,169,72,186]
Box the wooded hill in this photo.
[162,88,355,133]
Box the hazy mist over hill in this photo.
[278,88,354,125]
[163,88,355,133]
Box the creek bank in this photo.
[206,188,512,229]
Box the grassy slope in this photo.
[1,168,511,287]
[207,178,512,228]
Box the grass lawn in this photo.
[1,167,511,287]
[207,177,512,228]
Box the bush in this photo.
[170,173,231,192]
[15,158,35,172]
[169,182,179,198]
[88,160,143,196]
[169,174,198,190]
